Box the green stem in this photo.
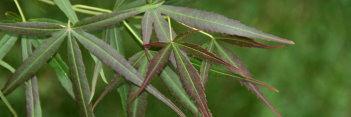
[122,21,143,44]
[14,0,26,22]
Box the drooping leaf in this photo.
[131,44,172,100]
[142,11,154,44]
[71,30,185,117]
[199,40,214,84]
[67,32,94,117]
[158,5,294,44]
[0,90,18,117]
[75,2,163,32]
[172,44,212,117]
[0,22,65,36]
[0,34,18,60]
[32,39,75,99]
[1,31,67,95]
[53,0,79,24]
[93,77,125,110]
[22,38,42,117]
[213,41,281,117]
[152,10,176,42]
[216,36,284,49]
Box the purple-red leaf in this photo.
[216,36,284,49]
[159,5,294,44]
[175,42,246,77]
[199,41,215,84]
[152,10,177,42]
[172,45,212,117]
[213,41,281,117]
[131,44,172,100]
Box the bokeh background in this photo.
[1,0,350,117]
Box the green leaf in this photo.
[216,36,284,49]
[21,38,42,117]
[172,44,212,117]
[0,22,65,36]
[53,0,79,24]
[0,34,18,60]
[71,30,185,117]
[213,41,281,117]
[1,31,67,95]
[113,0,127,11]
[67,32,94,117]
[159,5,294,44]
[32,39,75,99]
[152,10,176,41]
[131,44,172,100]
[142,11,154,44]
[0,90,18,117]
[75,2,163,32]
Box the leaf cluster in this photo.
[0,0,294,117]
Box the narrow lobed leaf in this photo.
[67,32,94,117]
[75,2,163,32]
[142,11,155,44]
[22,38,42,117]
[71,30,186,117]
[159,5,294,44]
[216,36,284,49]
[172,45,212,117]
[0,22,65,36]
[1,31,67,95]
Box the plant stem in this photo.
[14,0,26,22]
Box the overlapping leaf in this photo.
[131,44,172,99]
[1,31,67,95]
[75,2,163,32]
[71,30,185,117]
[67,33,94,117]
[213,41,281,117]
[216,36,284,49]
[199,40,214,84]
[22,38,42,117]
[32,40,75,99]
[172,45,212,117]
[53,0,79,24]
[158,5,294,44]
[0,22,64,36]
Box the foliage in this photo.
[0,0,294,117]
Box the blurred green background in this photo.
[1,0,350,117]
